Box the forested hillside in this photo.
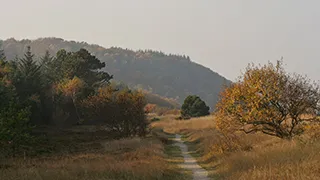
[0,38,231,109]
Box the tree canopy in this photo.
[49,48,112,86]
[216,61,320,139]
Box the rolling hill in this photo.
[0,38,231,109]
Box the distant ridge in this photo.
[0,37,231,109]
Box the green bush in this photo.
[0,101,33,157]
[181,95,210,119]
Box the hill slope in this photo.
[0,38,231,109]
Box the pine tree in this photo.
[40,50,54,82]
[13,46,44,125]
[181,95,210,119]
[16,46,42,100]
[40,50,53,68]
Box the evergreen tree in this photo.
[0,60,33,156]
[72,48,113,86]
[13,46,43,125]
[15,46,42,99]
[39,50,55,87]
[181,95,210,119]
[40,50,53,72]
[52,48,113,86]
[39,50,55,124]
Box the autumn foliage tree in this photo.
[56,77,86,123]
[80,86,147,137]
[44,48,112,126]
[216,61,320,139]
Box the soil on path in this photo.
[173,134,210,180]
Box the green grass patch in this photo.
[165,144,183,158]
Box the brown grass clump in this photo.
[224,141,320,180]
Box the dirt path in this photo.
[173,134,210,180]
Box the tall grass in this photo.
[0,127,186,180]
[151,115,215,134]
[152,115,320,180]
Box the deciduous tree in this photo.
[56,77,86,123]
[80,86,147,137]
[216,61,320,139]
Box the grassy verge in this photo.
[180,131,219,179]
[151,115,218,178]
[0,126,190,180]
[151,128,192,179]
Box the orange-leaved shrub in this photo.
[80,86,147,138]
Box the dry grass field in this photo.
[0,126,188,180]
[152,115,320,180]
[2,115,320,180]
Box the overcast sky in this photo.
[1,0,320,81]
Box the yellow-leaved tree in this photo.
[56,76,85,123]
[216,61,320,139]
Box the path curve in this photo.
[173,134,210,180]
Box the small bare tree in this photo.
[216,61,320,139]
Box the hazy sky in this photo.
[1,0,320,81]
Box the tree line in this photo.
[0,46,147,156]
[1,37,231,110]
